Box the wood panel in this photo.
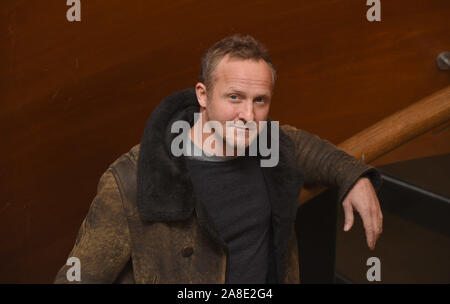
[0,0,449,282]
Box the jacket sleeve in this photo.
[54,169,132,283]
[280,124,383,204]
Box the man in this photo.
[55,34,383,284]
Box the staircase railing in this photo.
[299,86,450,205]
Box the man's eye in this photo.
[254,97,264,103]
[230,95,238,100]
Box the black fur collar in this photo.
[137,88,199,222]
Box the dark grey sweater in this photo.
[185,138,272,283]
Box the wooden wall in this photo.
[1,0,449,283]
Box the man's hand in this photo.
[342,177,383,250]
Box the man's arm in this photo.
[54,169,131,283]
[281,124,383,250]
[281,125,382,201]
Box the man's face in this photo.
[197,55,273,152]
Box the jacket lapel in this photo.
[260,120,305,283]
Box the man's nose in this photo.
[238,100,255,122]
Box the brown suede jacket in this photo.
[54,89,382,284]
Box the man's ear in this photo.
[195,82,208,107]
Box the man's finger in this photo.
[371,206,383,241]
[364,221,375,250]
[343,202,354,231]
[367,233,375,250]
[359,207,375,250]
[378,210,383,235]
[373,210,383,247]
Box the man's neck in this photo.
[188,120,237,161]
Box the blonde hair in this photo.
[199,34,276,93]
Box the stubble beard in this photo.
[204,109,258,156]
